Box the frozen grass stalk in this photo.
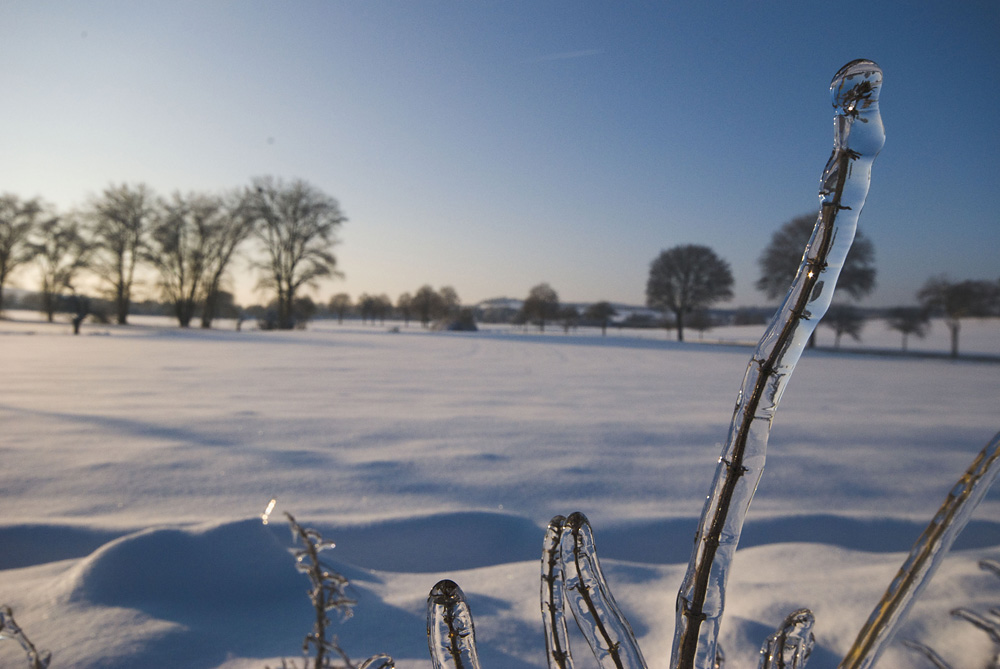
[0,605,50,669]
[542,516,575,669]
[282,512,394,669]
[841,432,1000,669]
[671,59,885,669]
[558,512,646,669]
[758,609,815,669]
[427,579,481,669]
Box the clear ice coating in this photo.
[427,579,482,669]
[558,512,647,669]
[542,516,576,669]
[758,609,816,669]
[670,59,885,669]
[839,430,1000,669]
[357,655,396,669]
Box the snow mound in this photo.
[62,519,301,614]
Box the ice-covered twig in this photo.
[0,605,51,669]
[671,59,885,669]
[981,559,1000,580]
[357,655,395,669]
[950,608,1000,645]
[758,609,815,669]
[427,579,482,669]
[839,431,1000,669]
[282,513,394,669]
[900,640,953,669]
[542,515,575,669]
[559,512,646,669]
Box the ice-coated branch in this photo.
[542,515,575,669]
[839,430,1000,669]
[0,605,51,669]
[950,608,1000,645]
[357,655,395,669]
[559,513,647,669]
[671,59,885,669]
[901,640,953,669]
[758,609,815,669]
[427,579,482,669]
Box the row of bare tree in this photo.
[0,176,344,330]
[641,213,998,355]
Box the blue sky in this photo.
[2,2,997,308]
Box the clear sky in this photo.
[2,1,997,308]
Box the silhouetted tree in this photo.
[688,310,715,340]
[886,306,930,352]
[0,194,43,315]
[200,190,255,329]
[248,176,346,329]
[88,183,155,324]
[28,211,91,322]
[918,276,1000,357]
[374,294,393,324]
[646,244,734,342]
[146,192,220,327]
[329,293,352,324]
[522,283,560,332]
[412,285,444,327]
[293,295,317,326]
[396,292,413,326]
[439,286,460,318]
[558,305,579,333]
[755,213,877,302]
[584,301,617,336]
[821,303,866,348]
[357,293,377,324]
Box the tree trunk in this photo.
[115,285,129,325]
[43,290,56,323]
[176,301,193,328]
[201,288,218,329]
[676,310,685,342]
[949,320,960,358]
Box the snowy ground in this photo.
[1,312,998,668]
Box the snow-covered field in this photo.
[1,312,998,668]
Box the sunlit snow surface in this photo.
[1,313,998,668]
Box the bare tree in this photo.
[821,303,866,348]
[146,192,216,327]
[0,194,43,315]
[688,309,716,340]
[200,190,255,329]
[28,211,91,322]
[521,283,559,332]
[248,177,346,329]
[756,213,876,301]
[329,293,352,324]
[88,183,155,324]
[396,292,413,327]
[439,286,460,319]
[584,301,617,336]
[918,276,999,357]
[646,244,734,342]
[886,306,930,352]
[374,294,393,324]
[557,304,579,333]
[357,293,377,324]
[412,285,444,327]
